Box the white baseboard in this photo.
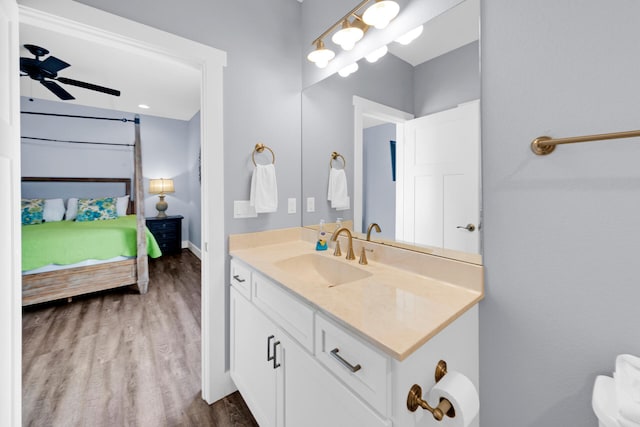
[187,241,202,259]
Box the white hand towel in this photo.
[617,355,640,424]
[327,168,349,210]
[250,164,278,213]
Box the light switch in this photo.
[306,197,315,212]
[233,200,257,218]
[288,198,296,214]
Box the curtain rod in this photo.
[21,111,135,123]
[21,136,134,147]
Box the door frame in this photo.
[15,0,233,406]
[352,96,413,234]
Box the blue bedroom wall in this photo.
[20,97,197,247]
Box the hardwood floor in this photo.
[22,250,258,427]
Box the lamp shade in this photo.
[307,40,335,68]
[149,178,175,194]
[332,21,364,51]
[362,0,400,30]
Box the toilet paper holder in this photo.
[407,360,456,421]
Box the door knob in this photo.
[456,224,476,232]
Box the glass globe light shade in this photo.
[362,0,400,30]
[307,40,335,68]
[395,25,424,45]
[332,24,364,51]
[365,45,388,63]
[338,62,359,77]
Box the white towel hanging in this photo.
[328,167,349,210]
[250,163,278,213]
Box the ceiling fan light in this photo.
[395,25,424,45]
[365,45,388,63]
[331,21,364,51]
[307,40,335,67]
[338,62,359,78]
[362,0,400,30]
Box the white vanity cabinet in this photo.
[229,257,479,427]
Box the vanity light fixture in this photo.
[365,45,388,63]
[307,39,335,68]
[307,0,399,68]
[338,62,359,77]
[395,25,424,45]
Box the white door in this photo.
[399,100,480,253]
[0,0,21,425]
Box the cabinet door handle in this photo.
[330,348,361,373]
[233,274,246,283]
[272,341,281,369]
[267,335,275,362]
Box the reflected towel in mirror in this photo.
[328,168,349,210]
[250,164,278,213]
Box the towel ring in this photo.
[252,143,275,166]
[329,151,346,169]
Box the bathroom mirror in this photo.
[301,0,482,264]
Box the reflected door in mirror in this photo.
[398,100,480,253]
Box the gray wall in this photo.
[76,0,303,238]
[302,54,414,225]
[20,97,194,243]
[363,123,396,239]
[414,40,480,116]
[481,1,640,426]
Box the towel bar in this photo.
[252,143,275,165]
[329,151,346,169]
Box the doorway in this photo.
[10,1,232,415]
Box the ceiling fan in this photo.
[19,44,121,101]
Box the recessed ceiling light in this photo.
[138,104,150,109]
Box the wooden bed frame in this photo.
[22,176,149,306]
[21,122,149,306]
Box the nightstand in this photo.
[146,215,184,255]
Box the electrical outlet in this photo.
[288,198,296,214]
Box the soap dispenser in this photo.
[316,220,328,251]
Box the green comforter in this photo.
[22,215,162,271]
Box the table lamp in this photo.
[149,178,175,218]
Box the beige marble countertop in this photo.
[229,229,483,361]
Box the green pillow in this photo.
[21,198,45,225]
[75,197,118,222]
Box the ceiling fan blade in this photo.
[39,56,71,74]
[56,77,121,97]
[40,80,75,100]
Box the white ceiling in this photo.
[19,23,202,121]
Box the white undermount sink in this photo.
[274,253,372,287]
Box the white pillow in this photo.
[43,198,65,222]
[117,195,130,216]
[65,198,78,221]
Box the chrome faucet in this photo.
[331,227,356,260]
[359,223,381,265]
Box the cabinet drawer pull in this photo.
[267,335,275,362]
[330,348,361,373]
[233,274,246,283]
[273,341,281,369]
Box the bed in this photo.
[21,176,161,305]
[20,112,157,305]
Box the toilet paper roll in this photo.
[427,370,479,427]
